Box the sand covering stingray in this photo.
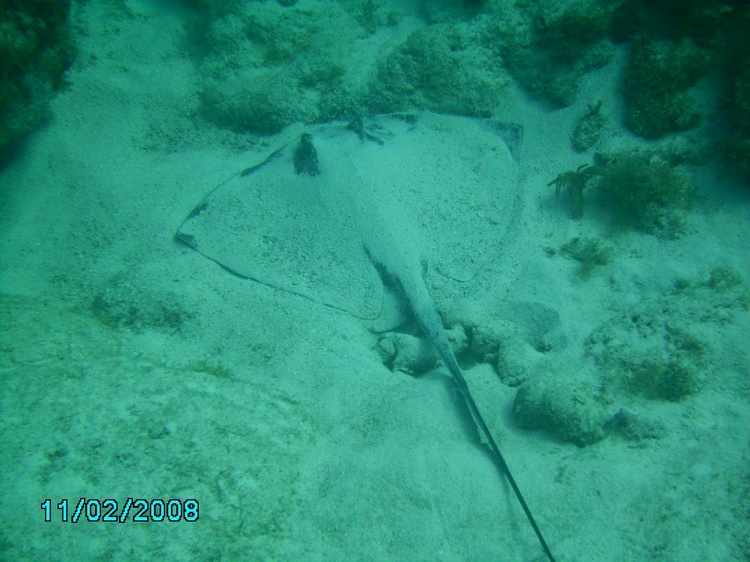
[176,113,556,560]
[176,113,522,327]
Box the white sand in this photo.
[1,2,748,561]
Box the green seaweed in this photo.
[610,0,731,47]
[559,237,613,277]
[609,0,750,185]
[548,163,600,219]
[572,100,607,152]
[548,148,697,234]
[0,0,75,155]
[587,309,707,403]
[189,358,236,380]
[91,273,191,333]
[371,24,507,117]
[706,265,744,293]
[536,7,611,65]
[596,149,697,236]
[721,36,750,183]
[626,322,707,400]
[627,358,699,401]
[622,37,709,139]
[497,4,614,107]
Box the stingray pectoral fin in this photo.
[176,138,384,320]
[365,280,411,332]
[176,113,523,321]
[345,113,523,284]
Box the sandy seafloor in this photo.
[1,2,749,561]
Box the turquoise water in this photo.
[1,1,748,560]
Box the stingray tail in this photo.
[443,350,557,562]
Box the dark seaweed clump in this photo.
[620,38,709,139]
[0,0,76,158]
[610,0,750,183]
[549,148,697,237]
[559,237,613,277]
[500,5,615,107]
[572,100,607,152]
[597,150,697,237]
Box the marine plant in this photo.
[548,147,697,236]
[535,7,611,65]
[495,4,614,107]
[621,37,709,139]
[559,236,613,278]
[627,358,700,401]
[721,31,750,183]
[0,0,75,155]
[596,149,697,237]
[547,163,600,219]
[608,0,750,185]
[372,24,507,117]
[586,306,707,403]
[571,100,607,152]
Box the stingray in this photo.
[176,113,555,561]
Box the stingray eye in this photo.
[293,133,320,176]
[346,117,365,139]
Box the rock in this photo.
[496,336,545,387]
[376,332,437,376]
[513,372,612,446]
[606,408,665,441]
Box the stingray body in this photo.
[177,113,522,326]
[176,113,555,561]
